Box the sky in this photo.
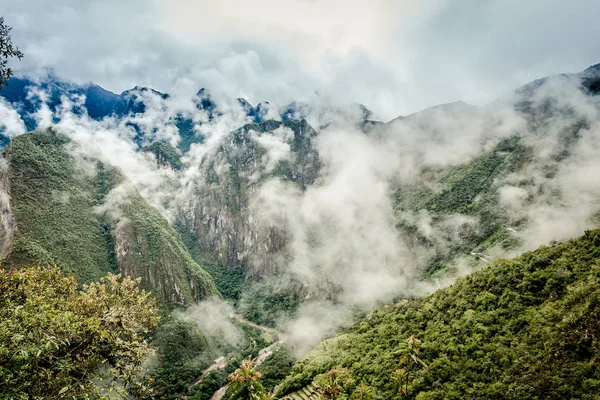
[3,0,600,120]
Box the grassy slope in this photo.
[4,129,117,282]
[3,129,217,305]
[275,229,600,399]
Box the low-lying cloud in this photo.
[2,67,600,356]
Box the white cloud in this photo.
[0,99,26,137]
[3,0,600,119]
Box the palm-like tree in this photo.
[351,382,377,399]
[392,336,428,398]
[319,369,351,399]
[228,360,271,400]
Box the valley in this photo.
[0,26,599,397]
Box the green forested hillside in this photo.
[275,229,600,399]
[1,129,217,305]
[143,141,183,170]
[113,193,218,305]
[394,136,533,276]
[4,129,118,282]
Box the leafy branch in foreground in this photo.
[0,16,24,90]
[0,265,159,399]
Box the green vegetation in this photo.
[275,229,600,399]
[175,219,247,301]
[239,278,301,327]
[174,115,205,153]
[229,120,320,190]
[0,265,159,399]
[116,193,218,305]
[143,141,183,170]
[150,316,213,398]
[3,129,218,305]
[4,129,118,282]
[0,16,24,90]
[190,369,230,400]
[256,346,296,393]
[227,360,271,400]
[394,136,533,275]
[150,315,276,399]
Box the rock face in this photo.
[0,157,14,259]
[0,129,217,306]
[177,119,320,277]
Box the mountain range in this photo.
[1,63,599,399]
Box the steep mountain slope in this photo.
[274,228,600,399]
[0,129,217,305]
[393,136,532,275]
[176,119,320,275]
[0,64,599,399]
[387,63,600,278]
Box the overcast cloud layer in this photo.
[3,0,600,119]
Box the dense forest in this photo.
[274,229,600,399]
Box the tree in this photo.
[392,336,428,398]
[0,265,160,399]
[351,382,378,400]
[316,369,353,400]
[228,360,272,400]
[0,17,23,89]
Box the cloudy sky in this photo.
[3,0,600,119]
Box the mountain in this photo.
[176,119,320,274]
[2,65,599,293]
[274,228,600,399]
[265,64,600,399]
[0,129,217,306]
[1,63,600,399]
[0,76,380,150]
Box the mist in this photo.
[2,65,600,356]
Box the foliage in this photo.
[4,129,218,305]
[148,315,274,399]
[116,193,218,305]
[189,369,229,400]
[315,368,353,399]
[4,129,118,282]
[393,136,532,275]
[149,315,213,399]
[143,141,183,170]
[350,382,379,400]
[392,336,428,398]
[275,229,600,399]
[256,346,296,393]
[227,360,271,400]
[0,17,23,90]
[175,219,248,301]
[239,279,300,327]
[174,115,205,153]
[0,265,159,399]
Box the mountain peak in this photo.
[583,63,600,74]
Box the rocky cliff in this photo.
[177,119,320,277]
